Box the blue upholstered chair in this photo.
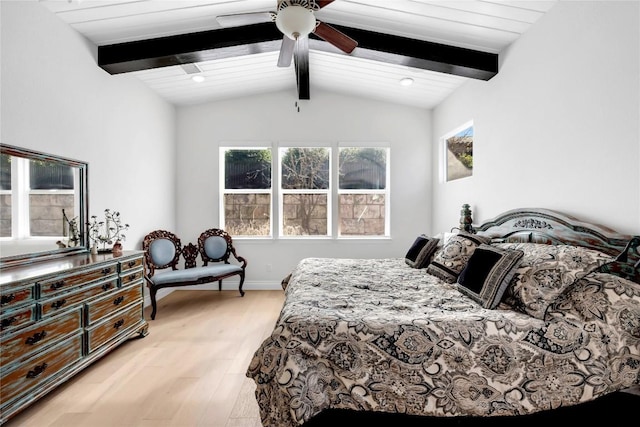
[142,229,246,320]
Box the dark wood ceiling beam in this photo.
[98,22,498,80]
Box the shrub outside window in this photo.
[221,148,272,237]
[338,147,389,237]
[279,147,331,237]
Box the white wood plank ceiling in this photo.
[40,0,557,108]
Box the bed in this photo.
[246,208,640,426]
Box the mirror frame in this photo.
[0,144,89,268]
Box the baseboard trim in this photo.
[143,280,281,307]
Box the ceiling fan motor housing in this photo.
[275,5,316,40]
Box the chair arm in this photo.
[231,250,247,269]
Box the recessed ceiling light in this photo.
[191,75,205,83]
[399,77,414,86]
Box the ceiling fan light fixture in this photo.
[275,5,316,40]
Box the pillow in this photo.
[457,244,524,309]
[495,243,615,319]
[405,235,440,268]
[426,232,491,283]
[546,270,640,328]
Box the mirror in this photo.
[0,144,89,267]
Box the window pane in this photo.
[225,149,271,189]
[30,160,74,190]
[339,194,386,236]
[0,154,11,237]
[29,194,75,236]
[281,148,329,190]
[224,194,271,236]
[339,148,387,190]
[282,194,327,236]
[1,154,11,190]
[446,124,473,181]
[0,194,10,237]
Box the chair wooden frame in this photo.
[142,229,247,320]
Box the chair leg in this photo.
[218,280,222,291]
[150,286,158,320]
[238,273,245,297]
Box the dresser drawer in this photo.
[86,302,144,353]
[1,284,35,312]
[39,277,118,318]
[0,332,82,407]
[1,305,36,333]
[120,256,143,274]
[0,309,82,366]
[39,264,118,297]
[85,283,143,326]
[120,267,143,287]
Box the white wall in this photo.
[1,1,177,250]
[176,91,432,286]
[432,1,640,235]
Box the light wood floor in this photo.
[5,290,285,427]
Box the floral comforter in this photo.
[246,258,640,426]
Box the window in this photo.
[338,147,389,237]
[1,155,76,238]
[443,121,473,182]
[220,144,390,239]
[220,147,272,237]
[0,154,12,237]
[279,147,330,237]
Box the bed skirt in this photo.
[303,390,639,427]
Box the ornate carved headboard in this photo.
[475,208,639,281]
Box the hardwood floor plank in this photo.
[4,290,284,427]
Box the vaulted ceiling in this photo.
[40,0,557,108]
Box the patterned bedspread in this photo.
[246,258,640,426]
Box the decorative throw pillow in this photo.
[546,270,640,327]
[495,243,615,319]
[426,232,491,283]
[405,235,440,268]
[457,244,524,309]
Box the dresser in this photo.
[0,251,148,424]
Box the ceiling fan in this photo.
[215,0,358,100]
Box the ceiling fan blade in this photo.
[215,11,274,27]
[278,35,295,67]
[313,21,358,54]
[317,0,336,8]
[294,36,310,100]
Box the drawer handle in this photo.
[101,268,112,276]
[125,273,139,283]
[49,281,65,291]
[51,299,67,310]
[128,261,136,268]
[1,294,16,305]
[102,283,114,292]
[114,319,125,329]
[26,363,48,379]
[113,296,124,306]
[26,331,47,345]
[1,317,17,329]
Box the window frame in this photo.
[219,142,391,240]
[1,155,78,240]
[337,144,390,239]
[441,120,474,183]
[278,145,332,239]
[219,145,274,239]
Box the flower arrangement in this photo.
[87,209,129,252]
